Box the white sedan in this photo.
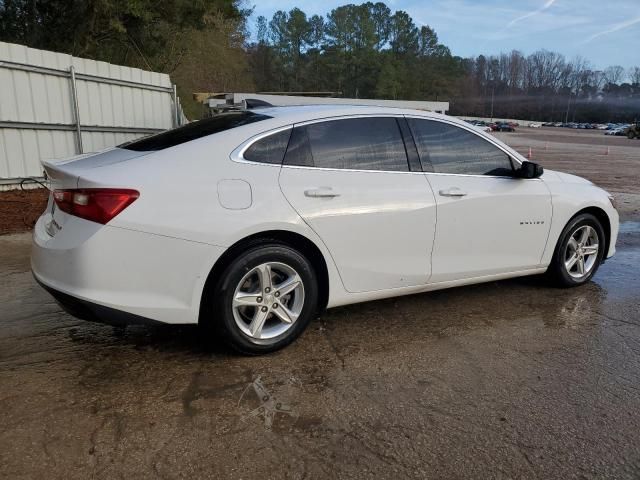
[32,105,619,354]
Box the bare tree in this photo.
[603,65,626,85]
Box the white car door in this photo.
[279,116,437,293]
[406,117,552,283]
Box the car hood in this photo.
[543,169,593,185]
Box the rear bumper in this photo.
[35,275,162,326]
[31,212,226,325]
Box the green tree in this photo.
[0,0,246,72]
[389,10,418,56]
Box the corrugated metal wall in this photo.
[0,41,185,188]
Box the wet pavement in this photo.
[1,223,640,479]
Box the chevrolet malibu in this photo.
[32,105,619,354]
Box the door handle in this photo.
[304,187,340,198]
[439,187,467,197]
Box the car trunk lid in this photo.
[41,148,150,234]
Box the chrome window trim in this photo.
[230,114,406,166]
[293,113,405,127]
[423,171,541,180]
[230,113,532,178]
[279,164,425,175]
[279,163,539,180]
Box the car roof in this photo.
[253,104,456,125]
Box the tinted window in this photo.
[285,117,409,172]
[283,125,313,167]
[120,112,270,151]
[408,119,513,176]
[243,128,291,164]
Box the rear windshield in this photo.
[119,111,271,151]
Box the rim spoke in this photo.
[272,304,297,324]
[565,254,579,270]
[579,226,591,245]
[248,308,269,338]
[576,257,585,275]
[583,244,598,256]
[275,275,301,297]
[568,237,579,251]
[257,264,273,292]
[233,292,262,308]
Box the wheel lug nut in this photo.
[265,287,271,293]
[274,291,280,298]
[273,303,278,309]
[261,306,268,312]
[257,297,262,303]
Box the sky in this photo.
[249,0,640,72]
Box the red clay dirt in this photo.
[0,188,48,235]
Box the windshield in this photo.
[119,111,271,151]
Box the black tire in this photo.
[206,243,319,355]
[627,131,636,139]
[547,213,606,288]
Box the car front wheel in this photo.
[548,213,605,287]
[209,243,319,354]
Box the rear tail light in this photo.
[53,188,139,224]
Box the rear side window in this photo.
[284,117,409,172]
[243,128,292,164]
[408,119,514,176]
[120,112,271,151]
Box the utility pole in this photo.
[490,87,495,122]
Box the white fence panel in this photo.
[0,41,185,189]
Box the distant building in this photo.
[201,93,449,115]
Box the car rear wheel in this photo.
[209,243,319,354]
[547,213,605,287]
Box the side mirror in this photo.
[517,161,544,179]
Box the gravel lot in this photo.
[1,128,639,479]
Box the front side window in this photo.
[284,117,409,172]
[408,119,514,176]
[243,128,292,164]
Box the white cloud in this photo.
[506,0,557,28]
[583,15,640,44]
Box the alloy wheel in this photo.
[232,262,305,343]
[563,225,599,280]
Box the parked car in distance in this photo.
[528,123,542,128]
[605,127,627,136]
[492,122,515,132]
[32,105,619,354]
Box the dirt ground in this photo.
[493,127,640,220]
[1,128,640,479]
[0,187,48,235]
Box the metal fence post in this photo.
[172,84,179,127]
[69,66,83,154]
